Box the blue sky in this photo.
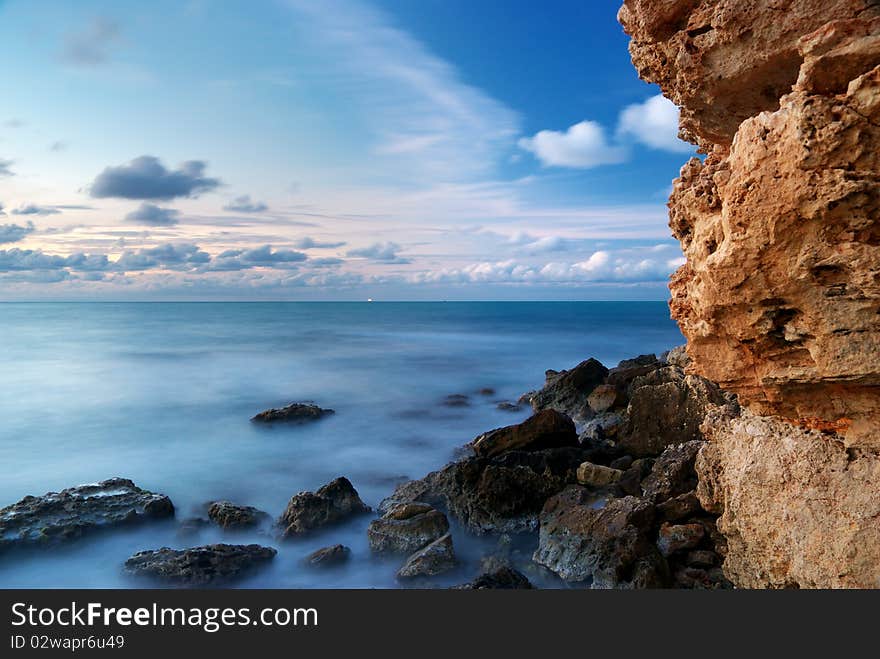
[0,0,693,300]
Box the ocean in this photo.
[0,301,682,588]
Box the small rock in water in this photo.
[496,401,522,412]
[251,402,334,424]
[207,501,270,529]
[124,544,276,586]
[397,533,457,579]
[368,503,449,554]
[442,394,471,407]
[304,544,351,568]
[455,566,534,590]
[278,477,370,537]
[478,388,496,396]
[0,478,174,552]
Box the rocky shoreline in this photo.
[0,346,745,589]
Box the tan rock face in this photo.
[620,1,880,587]
[697,410,880,588]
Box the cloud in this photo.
[3,119,24,129]
[90,156,221,200]
[61,17,121,67]
[223,195,269,213]
[294,236,347,249]
[285,0,519,183]
[0,222,36,244]
[11,204,61,216]
[0,159,14,177]
[309,257,344,267]
[125,203,181,226]
[115,243,211,271]
[518,121,628,169]
[617,94,691,153]
[346,241,410,264]
[50,141,68,152]
[209,245,308,270]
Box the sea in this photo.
[0,301,683,588]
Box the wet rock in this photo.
[496,401,522,412]
[397,533,457,579]
[278,477,370,537]
[641,441,703,502]
[381,446,590,535]
[442,394,471,407]
[523,358,609,422]
[617,367,730,457]
[455,566,534,590]
[0,478,174,552]
[472,409,578,458]
[124,544,276,586]
[304,544,351,568]
[657,522,705,557]
[207,501,270,529]
[367,503,449,554]
[533,486,658,587]
[578,412,626,444]
[576,462,623,487]
[251,402,334,424]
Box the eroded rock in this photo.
[304,544,351,568]
[252,402,334,424]
[397,533,457,579]
[207,501,270,529]
[124,544,276,585]
[522,358,609,422]
[472,409,578,458]
[367,503,449,554]
[278,477,370,537]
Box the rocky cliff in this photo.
[619,0,880,587]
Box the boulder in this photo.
[587,384,620,413]
[533,486,660,587]
[207,501,270,529]
[576,462,623,487]
[124,544,276,586]
[523,358,609,422]
[656,491,702,522]
[641,441,703,502]
[578,412,625,444]
[278,477,370,537]
[472,409,578,458]
[663,345,690,368]
[304,544,351,568]
[617,367,730,457]
[657,522,706,557]
[381,446,589,535]
[0,478,174,552]
[367,504,449,554]
[251,402,334,424]
[396,533,457,579]
[455,566,534,590]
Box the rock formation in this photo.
[620,0,880,587]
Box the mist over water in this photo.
[0,301,682,588]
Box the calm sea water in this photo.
[0,301,681,588]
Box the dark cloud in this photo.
[0,222,35,244]
[309,257,344,267]
[223,195,268,213]
[210,245,307,271]
[115,243,210,271]
[125,202,180,226]
[346,241,410,264]
[0,248,77,270]
[11,204,61,216]
[90,156,221,201]
[0,159,14,177]
[294,236,347,249]
[62,18,121,67]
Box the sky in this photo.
[0,0,695,301]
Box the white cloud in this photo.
[617,94,691,153]
[518,121,628,169]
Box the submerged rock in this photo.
[442,394,471,407]
[0,478,174,552]
[304,544,351,568]
[207,501,270,529]
[455,566,534,590]
[124,544,276,586]
[278,477,370,537]
[251,402,334,424]
[396,533,457,579]
[472,409,578,458]
[496,401,523,412]
[368,503,449,554]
